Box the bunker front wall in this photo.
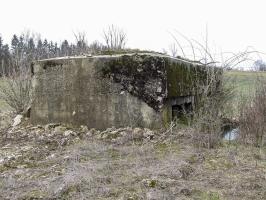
[30,56,165,130]
[30,54,215,129]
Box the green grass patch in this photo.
[192,190,222,200]
[224,70,266,95]
[154,143,180,156]
[224,70,266,116]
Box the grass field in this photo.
[224,70,266,117]
[225,70,266,96]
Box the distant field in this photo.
[225,70,266,95]
[224,70,266,117]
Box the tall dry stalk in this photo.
[103,25,127,50]
[238,76,266,147]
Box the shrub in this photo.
[0,65,33,114]
[191,66,234,148]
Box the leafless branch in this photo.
[103,25,127,50]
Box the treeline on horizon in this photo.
[1,29,261,74]
[0,32,108,75]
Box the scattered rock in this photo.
[64,130,72,137]
[73,137,80,143]
[64,130,77,137]
[144,129,155,140]
[90,127,156,142]
[60,138,69,146]
[87,128,100,136]
[29,125,43,130]
[101,127,116,134]
[12,115,23,127]
[54,126,67,133]
[44,123,60,132]
[110,130,120,138]
[86,131,93,137]
[80,125,88,132]
[100,128,122,140]
[132,127,144,139]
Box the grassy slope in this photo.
[225,70,266,96]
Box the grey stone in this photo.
[54,126,67,133]
[12,115,23,127]
[144,129,155,140]
[80,125,88,132]
[64,130,72,137]
[44,123,60,132]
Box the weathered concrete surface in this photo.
[30,53,209,130]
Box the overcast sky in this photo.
[1,0,266,65]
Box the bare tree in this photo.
[73,31,88,55]
[253,59,266,71]
[88,40,107,54]
[103,25,127,50]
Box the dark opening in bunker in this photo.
[170,96,194,120]
[172,102,193,120]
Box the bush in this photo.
[0,66,33,114]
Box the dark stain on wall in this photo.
[99,54,168,111]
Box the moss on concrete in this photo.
[100,54,167,111]
[166,60,208,97]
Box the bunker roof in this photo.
[38,52,203,67]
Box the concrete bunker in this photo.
[30,53,212,130]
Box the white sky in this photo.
[1,0,266,66]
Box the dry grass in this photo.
[0,124,265,200]
[0,68,33,114]
[238,77,266,147]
